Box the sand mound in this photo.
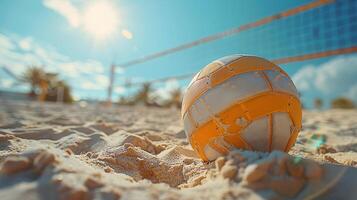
[0,101,357,199]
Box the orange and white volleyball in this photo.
[181,55,302,161]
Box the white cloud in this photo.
[152,79,182,100]
[114,86,125,94]
[292,65,315,91]
[0,33,109,98]
[57,61,104,78]
[43,0,80,27]
[18,37,33,51]
[115,66,124,74]
[0,79,14,88]
[0,33,106,77]
[96,74,109,86]
[0,34,15,50]
[81,61,104,74]
[42,0,133,40]
[59,62,80,77]
[79,75,109,90]
[80,81,98,90]
[292,55,357,101]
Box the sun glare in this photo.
[121,29,133,39]
[83,1,119,40]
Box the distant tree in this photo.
[45,80,73,103]
[118,96,135,106]
[21,66,46,96]
[38,72,58,101]
[133,83,152,106]
[22,66,73,103]
[314,98,323,110]
[331,97,355,109]
[167,88,183,108]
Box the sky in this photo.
[0,0,356,108]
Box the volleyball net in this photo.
[111,0,356,95]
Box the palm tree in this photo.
[133,83,152,106]
[331,97,355,109]
[38,72,60,101]
[21,66,73,103]
[314,98,323,110]
[45,80,73,103]
[168,88,183,108]
[118,96,133,105]
[21,66,46,96]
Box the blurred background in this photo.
[0,0,356,109]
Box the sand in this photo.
[0,99,356,200]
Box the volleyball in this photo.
[181,55,302,161]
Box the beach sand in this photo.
[0,100,356,200]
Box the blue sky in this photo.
[0,0,356,108]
